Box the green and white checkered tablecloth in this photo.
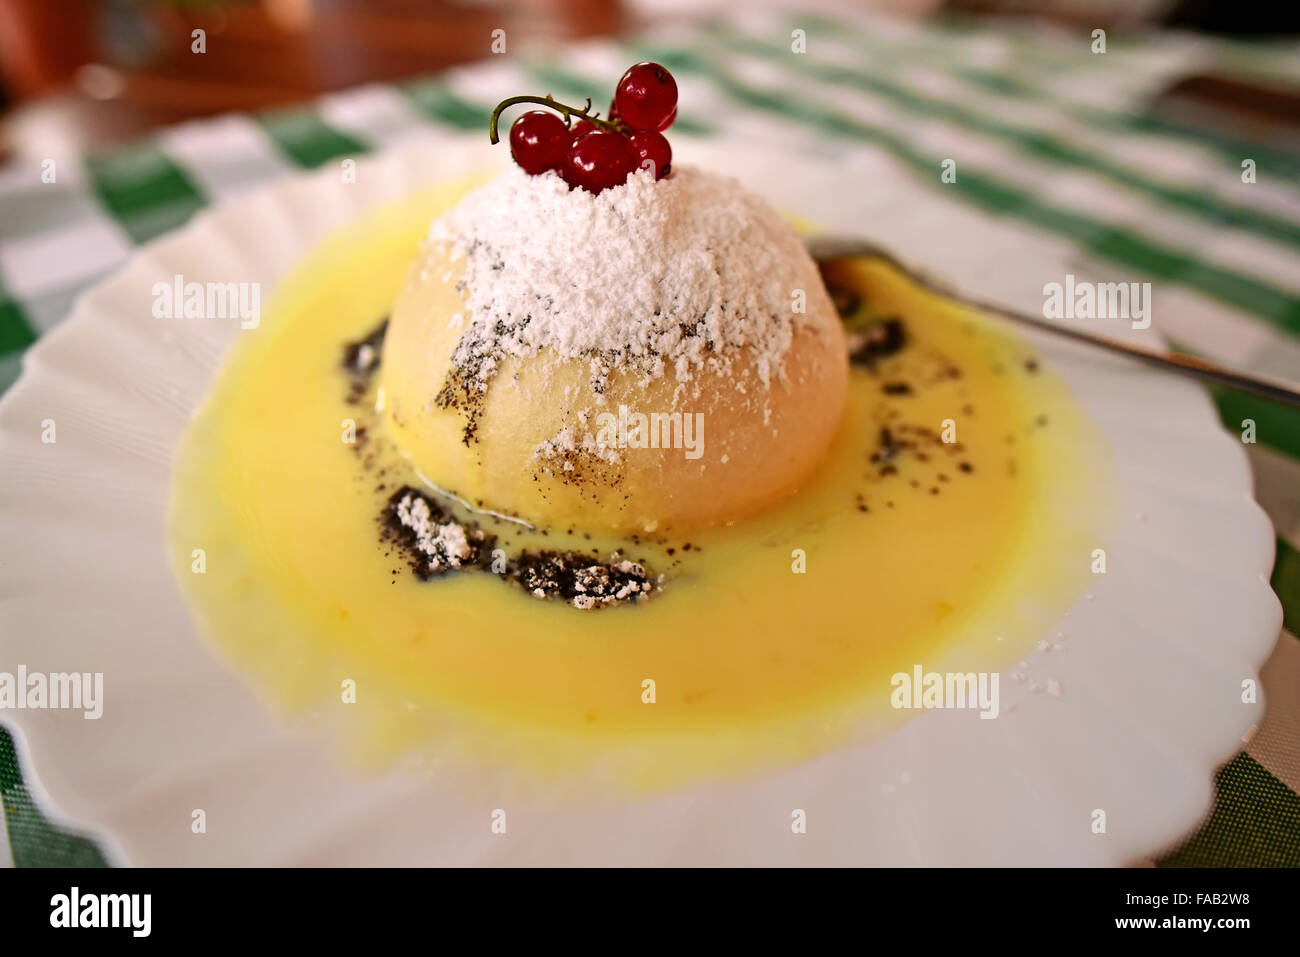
[2,8,1298,867]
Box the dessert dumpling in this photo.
[380,166,848,535]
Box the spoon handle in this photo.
[807,237,1300,410]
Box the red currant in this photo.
[628,130,671,179]
[568,118,595,139]
[562,130,637,194]
[509,110,570,174]
[614,62,678,132]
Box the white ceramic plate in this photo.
[0,136,1282,865]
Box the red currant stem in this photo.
[488,94,626,144]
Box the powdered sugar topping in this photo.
[427,165,824,394]
[395,492,474,571]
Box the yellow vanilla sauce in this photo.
[169,179,1112,792]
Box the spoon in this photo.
[807,236,1300,410]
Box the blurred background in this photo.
[1,0,1297,163]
